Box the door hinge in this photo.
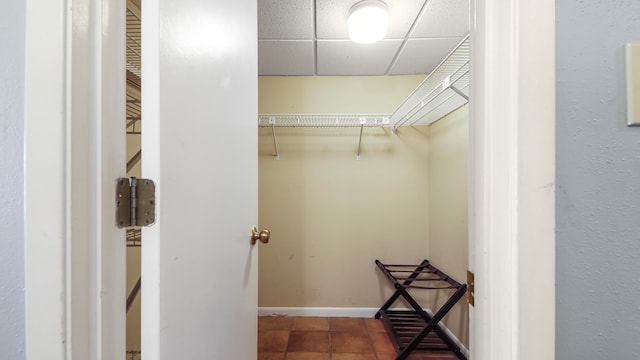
[467,270,475,306]
[116,177,156,228]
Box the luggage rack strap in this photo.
[375,259,462,289]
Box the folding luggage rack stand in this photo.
[374,259,468,360]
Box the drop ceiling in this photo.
[258,0,469,76]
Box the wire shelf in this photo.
[390,35,470,131]
[258,114,392,128]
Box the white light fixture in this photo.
[348,0,389,44]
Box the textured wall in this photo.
[0,0,26,358]
[556,1,640,358]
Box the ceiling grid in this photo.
[258,0,470,76]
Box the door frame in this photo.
[23,0,126,358]
[22,0,556,359]
[468,0,555,359]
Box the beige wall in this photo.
[258,125,432,307]
[259,75,425,114]
[427,105,469,346]
[127,133,141,177]
[258,75,434,308]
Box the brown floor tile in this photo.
[378,352,424,360]
[330,353,377,360]
[258,352,286,360]
[287,331,330,353]
[258,330,290,352]
[259,316,292,331]
[258,316,458,360]
[369,331,396,353]
[291,317,330,331]
[329,317,367,332]
[285,352,331,360]
[422,353,457,359]
[330,331,374,353]
[405,353,426,360]
[363,318,386,332]
[375,353,400,360]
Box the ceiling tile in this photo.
[412,0,469,38]
[316,0,427,40]
[389,37,462,75]
[258,0,315,39]
[259,41,316,75]
[317,39,403,75]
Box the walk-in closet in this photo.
[256,1,471,358]
[124,1,471,359]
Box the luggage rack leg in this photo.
[374,259,468,360]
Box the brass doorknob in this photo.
[251,227,270,245]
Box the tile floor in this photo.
[258,316,457,360]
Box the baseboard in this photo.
[258,307,380,318]
[258,307,469,357]
[424,308,470,359]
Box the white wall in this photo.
[0,0,26,358]
[557,1,640,358]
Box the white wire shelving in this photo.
[258,114,391,128]
[258,114,391,160]
[390,35,470,133]
[257,35,470,159]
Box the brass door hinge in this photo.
[116,177,156,228]
[467,270,475,306]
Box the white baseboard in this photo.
[258,307,380,318]
[258,307,469,358]
[424,308,470,359]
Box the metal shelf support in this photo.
[258,114,390,160]
[269,116,280,160]
[356,117,366,160]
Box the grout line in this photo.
[313,0,318,75]
[385,0,433,75]
[258,316,457,359]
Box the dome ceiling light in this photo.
[348,0,389,44]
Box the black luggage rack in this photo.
[374,259,468,360]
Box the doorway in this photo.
[255,0,471,358]
[117,1,556,358]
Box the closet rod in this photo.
[271,124,280,160]
[356,117,366,160]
